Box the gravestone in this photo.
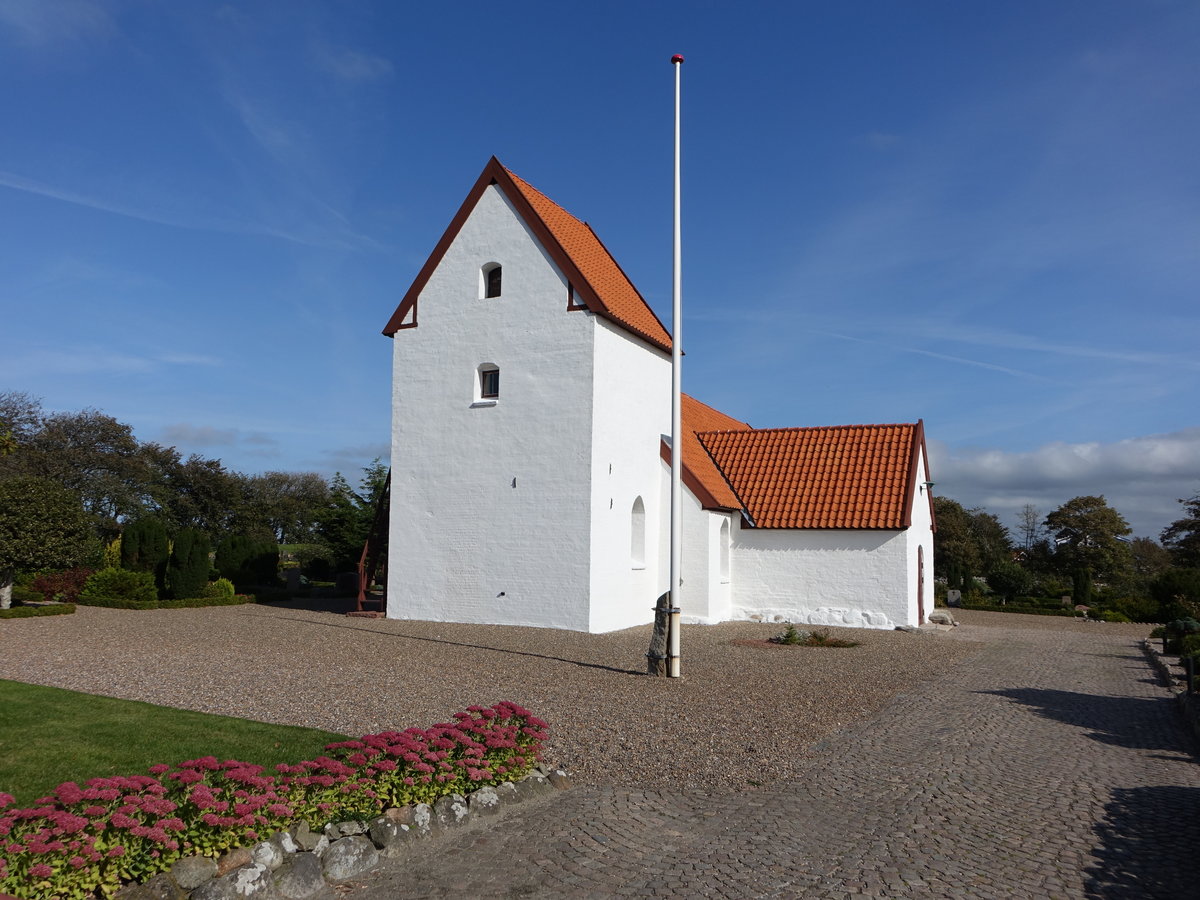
[946,589,962,608]
[646,591,670,676]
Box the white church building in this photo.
[383,157,935,633]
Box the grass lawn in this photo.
[0,680,348,807]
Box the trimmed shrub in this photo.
[78,568,158,608]
[202,577,236,600]
[166,529,211,600]
[157,595,249,609]
[0,603,75,619]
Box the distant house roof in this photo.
[696,422,930,529]
[383,157,672,353]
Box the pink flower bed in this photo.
[0,701,547,900]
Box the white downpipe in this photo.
[668,54,684,678]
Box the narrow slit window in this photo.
[483,263,502,299]
[480,366,499,399]
[631,496,646,569]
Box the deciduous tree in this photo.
[1044,495,1133,582]
[0,476,93,608]
[1162,492,1200,568]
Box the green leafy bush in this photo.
[78,568,158,608]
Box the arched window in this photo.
[719,518,730,583]
[482,263,502,299]
[631,497,646,569]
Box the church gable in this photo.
[383,158,672,353]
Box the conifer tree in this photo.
[167,528,211,600]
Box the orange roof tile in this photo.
[503,167,672,352]
[697,423,925,529]
[669,394,752,510]
[384,158,672,353]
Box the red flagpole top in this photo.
[671,54,684,64]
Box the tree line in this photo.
[933,491,1200,622]
[0,391,386,602]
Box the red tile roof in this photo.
[384,158,672,353]
[502,167,672,352]
[666,394,752,510]
[697,423,927,529]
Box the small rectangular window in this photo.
[485,266,502,298]
[480,368,499,398]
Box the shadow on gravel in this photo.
[1085,785,1200,899]
[251,609,645,676]
[979,688,1198,755]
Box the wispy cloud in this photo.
[314,44,392,82]
[0,168,341,248]
[0,345,223,379]
[809,329,1043,380]
[161,423,280,457]
[0,0,112,47]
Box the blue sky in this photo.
[1,1,1197,539]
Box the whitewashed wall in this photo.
[906,447,935,624]
[730,523,911,629]
[587,318,670,632]
[388,185,597,630]
[677,491,734,625]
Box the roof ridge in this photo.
[720,422,917,435]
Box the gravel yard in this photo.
[1,604,1145,790]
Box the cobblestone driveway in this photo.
[339,616,1200,899]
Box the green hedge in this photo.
[0,604,76,619]
[157,596,250,609]
[960,601,1082,618]
[59,595,251,611]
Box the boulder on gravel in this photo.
[928,610,957,626]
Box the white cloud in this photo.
[928,428,1200,538]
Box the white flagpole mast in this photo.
[668,53,684,678]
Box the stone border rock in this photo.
[1141,639,1200,746]
[114,767,571,900]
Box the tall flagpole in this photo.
[668,53,684,678]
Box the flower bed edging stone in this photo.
[113,767,571,900]
[1141,640,1200,745]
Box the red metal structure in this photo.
[355,470,390,614]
